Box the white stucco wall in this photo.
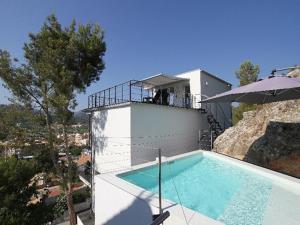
[92,105,131,173]
[176,69,202,108]
[92,103,209,171]
[130,103,208,165]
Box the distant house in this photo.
[57,133,89,147]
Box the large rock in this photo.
[245,121,300,165]
[213,70,300,177]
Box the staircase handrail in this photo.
[200,94,232,129]
[215,102,232,128]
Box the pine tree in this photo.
[235,60,260,86]
[0,14,106,224]
[233,61,260,125]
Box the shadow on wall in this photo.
[244,121,300,176]
[92,110,108,154]
[102,191,155,225]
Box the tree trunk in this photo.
[45,112,56,161]
[66,182,76,225]
[63,123,76,225]
[43,94,57,167]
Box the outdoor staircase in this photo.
[199,104,228,150]
[206,114,224,136]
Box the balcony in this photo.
[87,77,201,110]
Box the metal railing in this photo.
[198,95,232,150]
[88,80,140,108]
[87,80,201,109]
[200,95,232,130]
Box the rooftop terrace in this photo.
[87,78,201,110]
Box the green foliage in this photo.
[0,158,53,225]
[69,145,82,156]
[0,12,105,172]
[58,161,78,191]
[53,194,68,218]
[0,133,6,141]
[232,103,257,125]
[0,13,106,123]
[53,187,90,212]
[0,104,44,149]
[69,125,89,134]
[72,188,91,204]
[233,61,260,125]
[235,60,260,86]
[0,14,106,118]
[35,146,57,173]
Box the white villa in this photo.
[88,69,231,173]
[80,68,232,225]
[76,68,300,225]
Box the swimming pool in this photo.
[119,153,300,225]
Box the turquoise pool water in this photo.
[119,153,274,225]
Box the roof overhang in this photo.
[133,73,189,89]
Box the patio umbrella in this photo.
[201,75,300,104]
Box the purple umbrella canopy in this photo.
[201,76,300,104]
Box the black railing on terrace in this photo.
[88,80,200,109]
[88,80,153,108]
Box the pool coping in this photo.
[96,150,300,225]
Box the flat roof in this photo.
[174,68,232,86]
[133,73,188,89]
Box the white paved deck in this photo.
[263,185,300,225]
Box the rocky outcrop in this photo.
[213,70,300,177]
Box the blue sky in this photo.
[0,0,299,110]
